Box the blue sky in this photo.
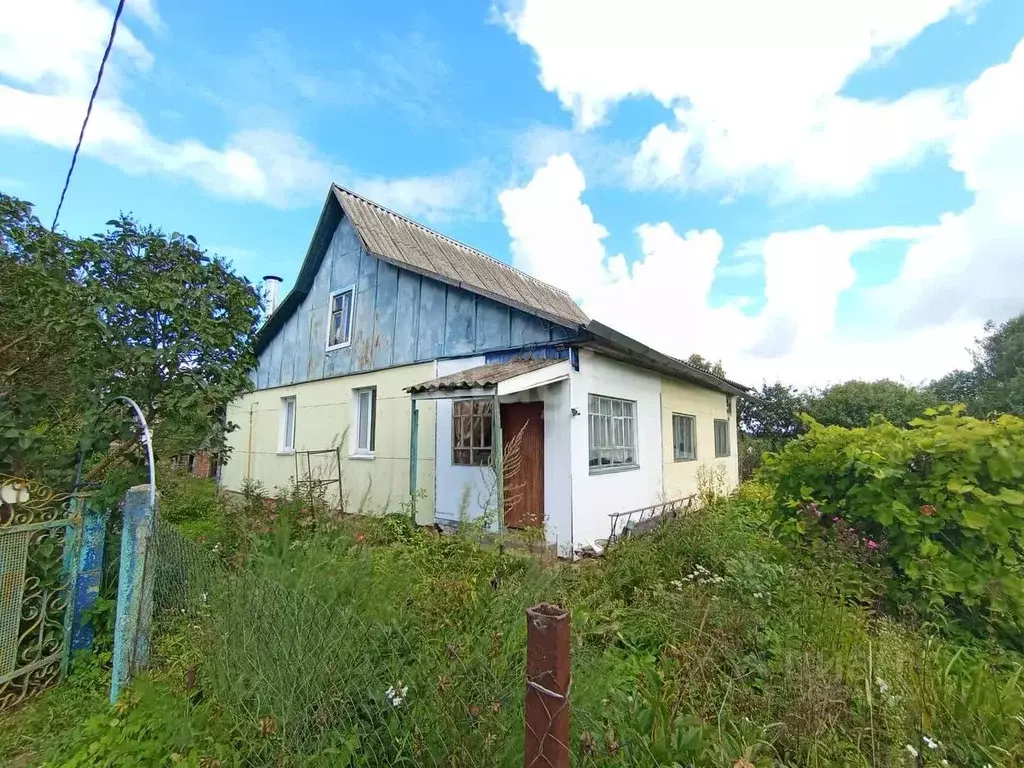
[2,0,1023,386]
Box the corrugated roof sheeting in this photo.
[333,185,589,329]
[406,358,559,393]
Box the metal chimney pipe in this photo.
[262,275,283,316]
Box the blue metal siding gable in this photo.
[252,214,584,390]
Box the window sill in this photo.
[589,463,639,476]
[349,452,375,461]
[326,341,352,352]
[714,454,731,459]
[673,456,697,463]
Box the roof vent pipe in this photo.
[262,275,283,317]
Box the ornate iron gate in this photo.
[0,476,80,712]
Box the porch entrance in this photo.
[500,402,544,529]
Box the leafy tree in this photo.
[0,193,261,484]
[0,195,101,478]
[738,381,806,448]
[804,379,937,429]
[685,353,726,378]
[972,314,1024,416]
[928,369,979,407]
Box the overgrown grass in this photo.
[4,477,1023,766]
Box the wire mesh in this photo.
[148,519,669,766]
[150,520,534,766]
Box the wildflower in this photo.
[258,715,277,736]
[753,592,762,599]
[941,761,949,767]
[198,535,207,544]
[866,539,879,550]
[386,681,409,708]
[905,744,918,758]
[875,677,889,694]
[355,531,367,543]
[922,735,939,749]
[920,504,937,517]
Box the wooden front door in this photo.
[500,402,545,529]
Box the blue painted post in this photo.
[110,485,157,704]
[67,498,109,653]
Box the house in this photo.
[220,184,748,555]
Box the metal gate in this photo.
[0,476,80,712]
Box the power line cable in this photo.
[51,0,127,231]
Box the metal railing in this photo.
[606,495,697,545]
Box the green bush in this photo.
[763,407,1024,639]
[14,479,1024,766]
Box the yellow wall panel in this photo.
[221,362,437,523]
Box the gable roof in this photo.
[334,186,590,329]
[582,320,749,396]
[255,185,588,355]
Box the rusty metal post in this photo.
[525,603,570,768]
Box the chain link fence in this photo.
[150,518,639,767]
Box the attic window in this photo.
[327,287,354,350]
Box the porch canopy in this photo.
[405,357,570,401]
[403,357,571,523]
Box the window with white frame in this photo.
[714,418,730,457]
[452,399,492,466]
[672,413,696,461]
[588,394,637,471]
[326,287,354,349]
[353,387,376,455]
[279,396,296,453]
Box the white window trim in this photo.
[351,387,376,458]
[672,412,697,462]
[325,285,356,352]
[278,396,296,454]
[587,393,639,475]
[714,418,731,458]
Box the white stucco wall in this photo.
[221,361,437,524]
[568,349,664,547]
[660,378,740,500]
[433,359,573,554]
[434,357,495,523]
[497,381,573,555]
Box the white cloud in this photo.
[354,168,485,222]
[498,154,615,297]
[500,153,971,388]
[750,225,937,358]
[0,0,152,96]
[868,40,1024,332]
[0,0,477,217]
[501,0,969,198]
[500,2,1024,385]
[125,0,165,34]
